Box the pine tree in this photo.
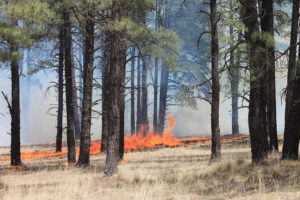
[210,0,221,160]
[77,6,95,167]
[63,4,76,163]
[0,0,53,166]
[242,0,269,162]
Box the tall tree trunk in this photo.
[153,58,159,133]
[72,65,81,140]
[130,47,136,135]
[258,1,269,154]
[56,27,64,152]
[119,41,126,160]
[22,48,31,143]
[136,56,141,132]
[77,12,95,167]
[79,42,84,121]
[244,0,268,162]
[261,0,278,151]
[282,0,300,160]
[101,33,110,153]
[229,0,239,136]
[10,35,21,166]
[64,7,76,163]
[104,0,122,176]
[158,67,169,135]
[157,0,169,136]
[141,55,149,136]
[210,0,221,160]
[153,0,160,134]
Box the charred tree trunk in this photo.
[119,41,126,160]
[153,58,159,133]
[64,7,76,163]
[157,0,169,136]
[77,12,95,167]
[141,56,149,136]
[244,0,268,162]
[158,67,169,135]
[130,47,136,135]
[104,0,122,176]
[10,35,21,166]
[210,0,221,160]
[56,27,64,152]
[282,0,300,160]
[136,56,141,132]
[101,33,110,153]
[282,71,300,159]
[261,0,278,151]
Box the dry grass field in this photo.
[1,138,300,200]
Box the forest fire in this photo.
[0,117,249,163]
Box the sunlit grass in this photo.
[0,139,300,199]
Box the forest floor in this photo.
[1,137,300,200]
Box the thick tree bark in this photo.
[77,12,95,167]
[284,0,299,124]
[258,2,269,154]
[136,56,141,132]
[282,72,300,159]
[10,39,21,166]
[157,0,169,136]
[158,67,169,135]
[104,0,122,176]
[210,0,221,160]
[130,47,136,135]
[101,33,110,153]
[141,56,149,136]
[64,7,76,163]
[56,27,64,152]
[119,41,126,160]
[244,0,268,162]
[153,58,159,133]
[282,0,300,160]
[261,0,278,151]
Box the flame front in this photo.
[124,117,181,151]
[0,116,249,163]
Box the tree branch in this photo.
[1,91,12,114]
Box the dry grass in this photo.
[0,140,300,199]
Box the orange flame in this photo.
[7,165,24,169]
[124,117,181,151]
[0,116,249,164]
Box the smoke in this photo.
[0,67,103,146]
[173,71,287,137]
[0,64,288,147]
